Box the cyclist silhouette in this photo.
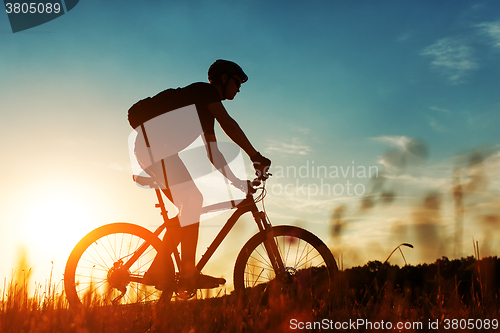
[129,60,271,290]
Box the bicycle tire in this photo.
[233,225,337,301]
[64,223,174,309]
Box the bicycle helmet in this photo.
[208,60,248,83]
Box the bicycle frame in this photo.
[126,184,287,285]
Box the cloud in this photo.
[429,106,451,115]
[372,136,428,172]
[421,38,478,83]
[477,21,500,49]
[265,137,312,156]
[371,135,415,151]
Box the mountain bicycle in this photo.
[64,173,338,308]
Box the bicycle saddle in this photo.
[133,175,158,188]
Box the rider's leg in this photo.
[143,214,180,285]
[173,186,202,279]
[179,221,225,289]
[153,211,199,276]
[174,189,226,288]
[180,222,199,277]
[160,213,181,256]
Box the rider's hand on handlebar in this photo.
[251,152,271,180]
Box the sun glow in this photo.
[12,181,104,286]
[23,193,94,255]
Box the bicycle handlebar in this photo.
[247,172,272,194]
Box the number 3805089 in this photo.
[5,3,61,14]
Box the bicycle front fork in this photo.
[253,211,288,280]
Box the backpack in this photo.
[128,88,184,129]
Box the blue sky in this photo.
[1,1,499,289]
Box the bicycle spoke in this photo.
[76,279,108,295]
[87,244,110,272]
[92,240,113,270]
[129,248,156,274]
[248,252,273,270]
[245,267,265,287]
[256,244,275,266]
[119,233,125,263]
[106,235,117,262]
[295,239,305,268]
[294,245,322,269]
[74,273,107,280]
[77,260,109,273]
[245,262,274,271]
[124,283,160,304]
[285,237,294,266]
[99,237,117,265]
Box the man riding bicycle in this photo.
[129,60,271,290]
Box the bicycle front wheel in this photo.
[234,225,337,300]
[64,223,173,309]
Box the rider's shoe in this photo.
[180,272,226,290]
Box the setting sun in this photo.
[23,192,93,254]
[8,180,104,287]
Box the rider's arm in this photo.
[203,133,245,189]
[207,101,258,158]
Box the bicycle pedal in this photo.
[197,277,226,289]
[179,274,226,290]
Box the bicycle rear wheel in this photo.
[233,225,337,301]
[64,223,173,309]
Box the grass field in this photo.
[1,256,499,332]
